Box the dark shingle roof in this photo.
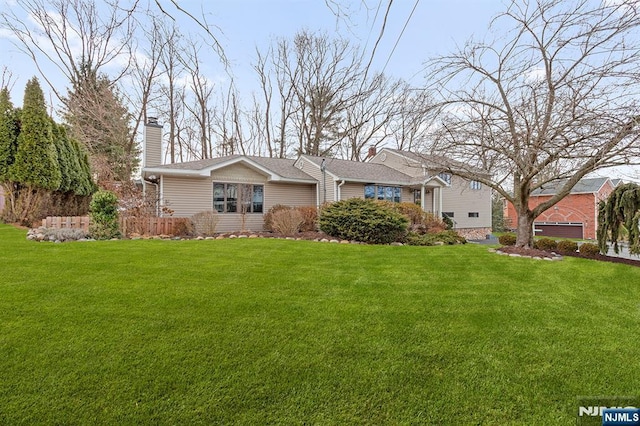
[302,155,413,184]
[531,177,610,195]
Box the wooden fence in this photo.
[41,216,190,237]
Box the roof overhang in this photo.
[409,175,450,187]
[142,156,317,184]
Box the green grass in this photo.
[1,224,639,425]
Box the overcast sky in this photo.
[1,0,637,180]
[0,0,505,103]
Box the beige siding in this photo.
[401,187,414,204]
[339,183,364,200]
[265,182,316,210]
[162,170,316,232]
[143,124,162,168]
[215,214,265,233]
[370,150,423,178]
[211,163,268,183]
[162,176,212,216]
[442,176,492,229]
[296,158,334,204]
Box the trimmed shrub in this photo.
[319,198,408,244]
[556,240,578,254]
[264,204,292,232]
[296,206,318,232]
[270,208,304,236]
[89,190,120,240]
[498,233,516,246]
[405,230,466,246]
[191,210,219,236]
[534,237,558,251]
[264,205,318,233]
[579,242,600,257]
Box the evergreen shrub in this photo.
[89,190,120,240]
[498,233,517,246]
[534,237,558,251]
[556,240,578,254]
[579,242,600,257]
[319,198,408,244]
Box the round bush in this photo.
[579,242,600,257]
[498,233,516,246]
[556,240,578,254]
[534,237,558,251]
[263,204,292,231]
[319,198,408,244]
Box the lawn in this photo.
[1,223,639,425]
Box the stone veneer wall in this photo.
[456,227,493,240]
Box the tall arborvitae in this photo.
[10,78,61,189]
[597,182,640,256]
[0,87,19,221]
[49,122,95,215]
[0,87,18,182]
[9,77,61,224]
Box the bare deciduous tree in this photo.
[425,0,640,248]
[0,0,135,102]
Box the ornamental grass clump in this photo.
[319,198,408,244]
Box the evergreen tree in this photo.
[10,78,61,190]
[0,87,18,182]
[9,77,61,224]
[0,87,19,221]
[597,183,640,256]
[63,67,136,184]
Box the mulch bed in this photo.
[497,245,640,267]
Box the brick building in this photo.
[504,177,619,240]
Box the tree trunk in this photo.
[515,209,535,248]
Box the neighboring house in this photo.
[141,119,493,238]
[504,177,618,240]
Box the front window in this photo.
[365,184,401,202]
[438,172,452,185]
[213,183,264,213]
[470,180,482,190]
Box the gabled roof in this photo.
[379,148,489,175]
[531,177,611,196]
[300,155,414,185]
[143,155,316,183]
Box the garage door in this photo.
[534,222,583,239]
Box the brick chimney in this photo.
[367,146,377,159]
[143,116,162,168]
